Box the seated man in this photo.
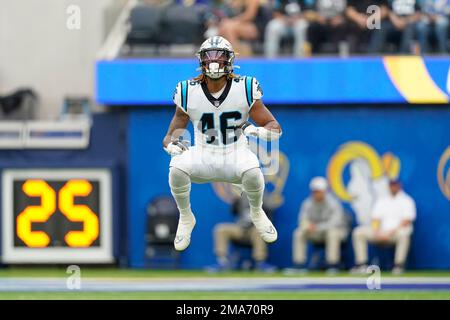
[287,177,348,274]
[369,0,422,53]
[345,0,390,53]
[207,194,276,272]
[264,0,308,57]
[417,0,450,54]
[304,0,349,55]
[351,179,416,274]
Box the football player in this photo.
[163,36,282,251]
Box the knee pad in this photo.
[169,167,191,195]
[241,168,265,193]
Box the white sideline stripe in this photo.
[0,277,450,292]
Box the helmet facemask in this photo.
[198,49,235,80]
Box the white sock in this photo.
[241,168,265,215]
[169,167,194,221]
[241,169,277,244]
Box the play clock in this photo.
[1,169,113,263]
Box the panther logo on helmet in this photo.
[196,36,236,79]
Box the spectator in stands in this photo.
[416,0,450,53]
[351,179,416,275]
[204,0,235,37]
[264,0,309,57]
[286,177,348,274]
[205,0,267,56]
[206,193,277,273]
[369,0,422,53]
[345,0,390,53]
[303,0,349,55]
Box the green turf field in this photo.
[2,291,450,300]
[1,268,450,300]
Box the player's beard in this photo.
[207,75,227,82]
[205,71,227,83]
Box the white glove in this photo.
[240,121,282,141]
[242,123,259,137]
[164,141,188,156]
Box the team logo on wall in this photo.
[212,147,289,210]
[327,141,401,226]
[437,146,450,201]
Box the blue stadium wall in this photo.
[127,107,450,269]
[97,56,450,105]
[101,57,450,269]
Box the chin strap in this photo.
[196,65,238,78]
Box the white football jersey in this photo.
[173,76,263,148]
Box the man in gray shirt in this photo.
[288,176,348,273]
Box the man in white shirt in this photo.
[351,179,416,274]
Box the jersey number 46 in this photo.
[199,111,242,145]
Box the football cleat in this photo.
[250,210,278,243]
[174,214,196,251]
